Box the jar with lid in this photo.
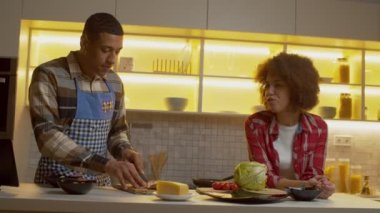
[337,158,350,193]
[339,93,352,119]
[324,158,337,185]
[349,165,362,194]
[337,57,350,83]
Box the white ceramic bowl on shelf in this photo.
[165,97,188,111]
[320,77,333,83]
[319,106,336,119]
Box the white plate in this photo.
[154,192,192,201]
[358,194,380,198]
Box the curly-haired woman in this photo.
[245,52,335,199]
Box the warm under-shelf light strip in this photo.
[119,74,198,85]
[319,85,360,95]
[204,44,270,55]
[365,87,380,96]
[33,35,190,50]
[33,35,79,44]
[204,78,258,89]
[365,55,380,63]
[288,49,343,60]
[123,39,189,50]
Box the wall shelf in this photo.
[22,20,380,121]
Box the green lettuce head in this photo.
[234,161,267,190]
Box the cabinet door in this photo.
[296,0,380,41]
[22,0,116,22]
[116,0,207,29]
[364,51,380,121]
[117,35,201,112]
[208,0,296,35]
[287,45,363,120]
[0,0,22,57]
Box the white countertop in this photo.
[1,183,380,213]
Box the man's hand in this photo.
[104,158,147,189]
[121,149,145,175]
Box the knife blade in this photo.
[138,170,149,182]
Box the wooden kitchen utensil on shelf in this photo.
[149,151,168,180]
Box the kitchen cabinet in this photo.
[287,45,364,120]
[296,0,380,41]
[364,50,380,121]
[21,19,380,121]
[22,0,116,22]
[207,0,296,35]
[202,39,283,114]
[0,0,22,57]
[117,35,201,111]
[116,0,208,29]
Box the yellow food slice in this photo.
[156,180,189,195]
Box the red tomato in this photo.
[221,182,230,190]
[229,183,238,191]
[212,181,239,191]
[212,181,222,190]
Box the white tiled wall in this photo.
[25,111,380,191]
[126,112,248,184]
[127,112,380,190]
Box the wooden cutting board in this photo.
[113,184,155,195]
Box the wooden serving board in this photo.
[196,187,287,196]
[196,187,288,203]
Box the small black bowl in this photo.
[45,175,60,188]
[57,178,95,195]
[192,178,218,187]
[287,187,321,201]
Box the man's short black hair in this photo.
[82,12,124,42]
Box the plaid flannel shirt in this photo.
[29,51,132,173]
[245,111,328,188]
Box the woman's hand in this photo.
[304,177,322,188]
[315,175,335,199]
[304,176,335,199]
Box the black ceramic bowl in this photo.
[287,187,321,201]
[192,178,218,187]
[45,175,60,188]
[57,178,95,195]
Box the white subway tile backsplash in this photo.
[25,111,380,191]
[126,112,380,189]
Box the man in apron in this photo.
[29,13,147,189]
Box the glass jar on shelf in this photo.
[339,93,352,119]
[349,165,362,194]
[324,158,337,185]
[337,158,350,193]
[337,57,350,84]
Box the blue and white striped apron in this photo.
[35,78,115,186]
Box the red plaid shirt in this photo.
[245,111,328,188]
